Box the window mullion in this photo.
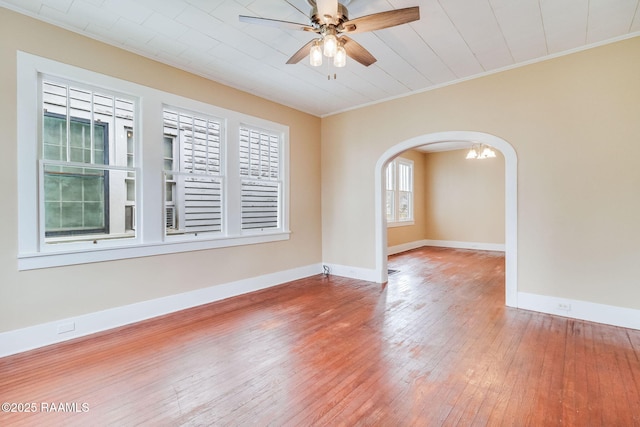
[90,92,95,164]
[226,122,241,235]
[396,161,401,222]
[392,161,397,222]
[65,84,71,162]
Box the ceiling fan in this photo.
[239,0,420,68]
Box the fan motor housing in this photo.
[311,3,348,27]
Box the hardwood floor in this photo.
[2,247,640,426]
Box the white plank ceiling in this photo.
[1,0,639,116]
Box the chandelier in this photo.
[465,144,497,160]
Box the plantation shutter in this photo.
[397,160,413,221]
[385,162,395,222]
[163,109,223,234]
[239,127,280,230]
[183,176,222,233]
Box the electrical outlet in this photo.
[557,303,571,312]
[57,322,75,334]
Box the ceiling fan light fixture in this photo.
[334,44,346,67]
[310,39,323,66]
[323,30,338,57]
[240,4,421,71]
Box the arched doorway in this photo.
[374,131,518,307]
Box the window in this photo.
[41,79,136,242]
[239,127,281,231]
[386,157,414,226]
[17,52,289,270]
[163,109,224,236]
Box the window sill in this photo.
[45,232,136,245]
[18,231,291,271]
[387,221,415,228]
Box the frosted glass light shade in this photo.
[310,41,323,67]
[334,45,346,67]
[323,34,337,57]
[480,146,496,158]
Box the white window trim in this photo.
[386,157,414,228]
[17,52,290,270]
[238,124,284,233]
[161,106,226,239]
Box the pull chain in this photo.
[326,61,338,80]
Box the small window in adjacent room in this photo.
[385,157,414,226]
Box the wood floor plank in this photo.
[2,247,640,426]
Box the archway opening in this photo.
[374,131,518,307]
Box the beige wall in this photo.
[386,149,427,248]
[424,149,505,244]
[2,6,639,334]
[322,36,640,309]
[387,148,505,248]
[0,9,321,332]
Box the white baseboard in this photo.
[422,239,505,252]
[518,292,640,330]
[7,263,638,358]
[323,263,379,282]
[388,240,428,255]
[388,239,505,254]
[0,263,322,358]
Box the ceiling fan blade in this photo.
[239,15,316,32]
[341,6,420,33]
[286,39,316,64]
[316,0,338,24]
[341,36,377,67]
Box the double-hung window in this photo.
[239,127,282,231]
[17,52,289,270]
[386,157,414,226]
[41,79,137,243]
[163,109,224,236]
